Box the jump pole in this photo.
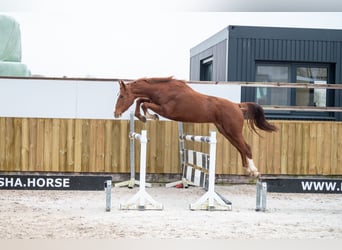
[115,112,151,188]
[120,130,163,210]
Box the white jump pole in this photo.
[120,130,163,210]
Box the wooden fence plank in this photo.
[272,121,282,174]
[95,120,105,172]
[36,119,45,171]
[265,127,275,174]
[43,119,52,171]
[59,119,67,171]
[217,125,226,174]
[323,122,333,175]
[287,123,296,174]
[111,120,120,171]
[21,118,29,170]
[66,119,74,171]
[88,120,97,172]
[4,118,14,171]
[51,119,60,171]
[336,123,342,175]
[0,118,6,168]
[11,118,22,171]
[118,120,129,173]
[145,121,156,172]
[104,120,113,172]
[28,119,37,171]
[294,123,303,175]
[317,123,326,175]
[302,122,310,175]
[170,121,180,173]
[74,119,83,172]
[330,123,337,175]
[258,129,267,174]
[13,119,22,171]
[308,123,318,175]
[162,121,172,174]
[280,123,288,174]
[81,120,90,172]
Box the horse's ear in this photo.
[118,80,126,90]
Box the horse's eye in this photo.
[119,95,124,99]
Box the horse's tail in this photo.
[239,102,278,134]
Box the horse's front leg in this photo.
[141,102,159,121]
[134,98,150,122]
[135,98,159,122]
[140,102,163,121]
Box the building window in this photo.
[255,65,291,105]
[254,62,333,120]
[200,57,213,81]
[296,67,327,107]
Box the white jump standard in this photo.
[115,112,151,189]
[182,131,231,211]
[119,130,163,210]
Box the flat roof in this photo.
[190,25,342,57]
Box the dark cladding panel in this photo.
[213,39,227,81]
[190,55,200,81]
[227,26,342,78]
[190,40,227,81]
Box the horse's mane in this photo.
[139,76,186,84]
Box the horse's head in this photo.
[114,80,135,118]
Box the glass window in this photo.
[200,57,213,81]
[296,67,327,107]
[255,65,290,105]
[251,62,334,120]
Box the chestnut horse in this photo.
[114,77,277,177]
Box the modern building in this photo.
[190,25,342,121]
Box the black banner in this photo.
[261,178,342,194]
[0,174,112,191]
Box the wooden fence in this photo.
[0,117,341,176]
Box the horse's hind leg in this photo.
[215,123,260,177]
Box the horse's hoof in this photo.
[246,169,260,178]
[140,116,147,123]
[154,114,159,120]
[251,171,260,178]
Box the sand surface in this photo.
[1,184,341,239]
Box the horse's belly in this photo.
[166,105,215,123]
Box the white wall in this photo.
[0,78,241,120]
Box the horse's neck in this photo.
[131,80,180,98]
[131,83,154,97]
